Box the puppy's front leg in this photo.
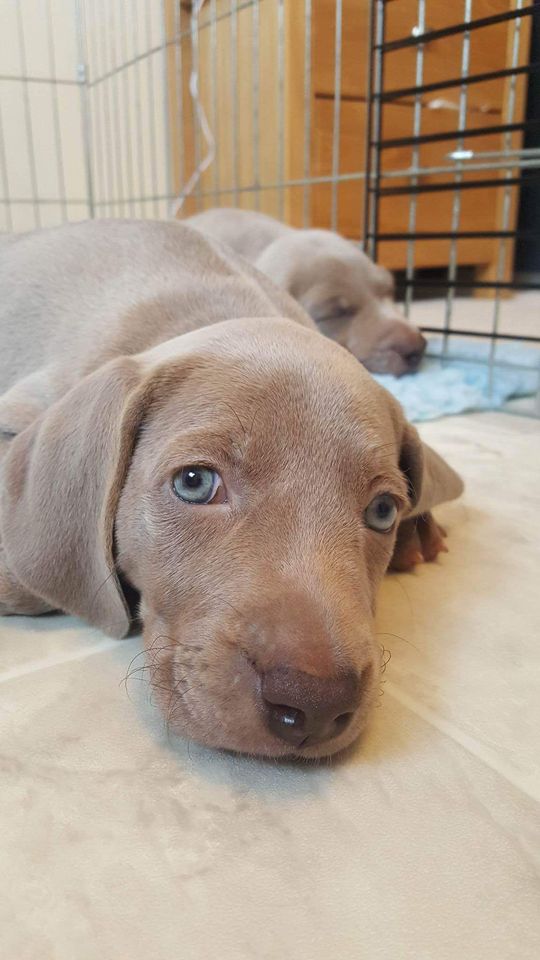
[389,512,448,572]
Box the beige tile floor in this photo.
[1,411,539,960]
[409,290,540,340]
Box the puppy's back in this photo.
[186,207,291,263]
[0,218,310,400]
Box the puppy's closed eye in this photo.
[308,297,355,324]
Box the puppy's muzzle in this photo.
[261,665,366,748]
[402,332,427,372]
[385,327,427,374]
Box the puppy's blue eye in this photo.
[172,466,221,504]
[364,493,398,532]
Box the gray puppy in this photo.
[0,219,462,758]
[187,207,426,375]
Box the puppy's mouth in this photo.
[362,349,422,377]
[140,637,377,759]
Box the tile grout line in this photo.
[385,680,540,804]
[0,638,121,685]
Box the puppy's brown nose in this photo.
[262,666,362,748]
[402,332,427,371]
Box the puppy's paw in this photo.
[390,512,448,572]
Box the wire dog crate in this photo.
[364,0,540,410]
[0,0,539,414]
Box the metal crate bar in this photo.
[89,167,369,208]
[362,0,376,247]
[380,157,540,178]
[441,0,472,359]
[330,0,343,230]
[377,62,540,104]
[122,0,135,214]
[403,0,426,319]
[373,173,540,197]
[252,0,260,210]
[145,2,160,216]
[395,278,540,291]
[230,0,239,208]
[303,0,312,225]
[14,2,40,227]
[0,74,81,86]
[377,4,536,53]
[46,0,68,222]
[419,327,540,344]
[364,0,385,261]
[110,0,125,215]
[277,0,285,219]
[371,229,540,241]
[376,120,540,151]
[487,0,526,388]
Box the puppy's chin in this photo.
[140,618,378,760]
[359,349,413,377]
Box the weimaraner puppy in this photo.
[0,219,462,759]
[187,207,427,376]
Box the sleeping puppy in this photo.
[0,220,462,758]
[187,207,426,376]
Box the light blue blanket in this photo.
[373,336,540,422]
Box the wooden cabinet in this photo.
[168,1,531,278]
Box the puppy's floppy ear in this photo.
[1,356,155,637]
[371,263,395,298]
[399,421,464,516]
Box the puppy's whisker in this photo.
[378,643,392,674]
[121,635,180,693]
[376,629,418,652]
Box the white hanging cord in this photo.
[169,0,216,218]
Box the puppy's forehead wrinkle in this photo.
[141,348,397,472]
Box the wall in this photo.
[0,0,88,230]
[0,0,170,232]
